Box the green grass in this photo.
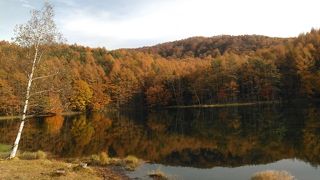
[0,144,11,152]
[0,144,11,159]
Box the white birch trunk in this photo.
[9,46,38,159]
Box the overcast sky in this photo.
[0,0,320,49]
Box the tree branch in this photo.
[32,71,58,81]
[36,51,44,65]
[28,89,61,98]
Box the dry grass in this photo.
[0,152,10,159]
[251,170,295,180]
[123,155,140,170]
[19,150,47,160]
[88,152,141,171]
[90,152,113,166]
[0,149,128,180]
[148,168,169,180]
[0,145,47,160]
[99,152,110,165]
[0,159,102,180]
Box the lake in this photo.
[1,103,320,179]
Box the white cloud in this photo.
[56,0,320,49]
[19,0,34,9]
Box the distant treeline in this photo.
[0,29,320,115]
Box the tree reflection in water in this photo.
[0,104,320,168]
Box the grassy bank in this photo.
[0,144,133,180]
[0,159,104,180]
[168,101,280,109]
[0,145,103,179]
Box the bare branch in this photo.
[28,89,61,98]
[37,51,44,65]
[32,71,58,81]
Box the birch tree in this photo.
[9,1,63,159]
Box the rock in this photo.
[80,162,88,168]
[53,168,66,176]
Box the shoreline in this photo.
[1,99,318,120]
[167,100,280,109]
[0,159,129,180]
[0,111,82,121]
[0,145,135,180]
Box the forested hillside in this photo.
[140,35,291,58]
[1,29,320,115]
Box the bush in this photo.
[90,154,100,165]
[251,170,295,180]
[90,152,111,165]
[99,152,109,165]
[124,155,140,170]
[36,150,47,159]
[124,155,139,164]
[18,151,47,160]
[87,153,141,170]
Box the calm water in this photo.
[1,104,320,179]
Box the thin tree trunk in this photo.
[193,87,201,105]
[9,46,38,159]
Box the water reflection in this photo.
[0,104,320,168]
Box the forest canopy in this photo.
[1,29,320,115]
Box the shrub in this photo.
[124,155,140,170]
[89,152,111,165]
[18,151,47,160]
[19,152,37,160]
[99,152,109,165]
[36,150,47,159]
[90,154,100,165]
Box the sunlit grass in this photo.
[124,155,140,170]
[19,150,47,160]
[0,159,101,180]
[251,170,295,180]
[148,168,169,180]
[87,152,142,170]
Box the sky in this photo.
[0,0,320,49]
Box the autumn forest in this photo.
[1,29,320,115]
